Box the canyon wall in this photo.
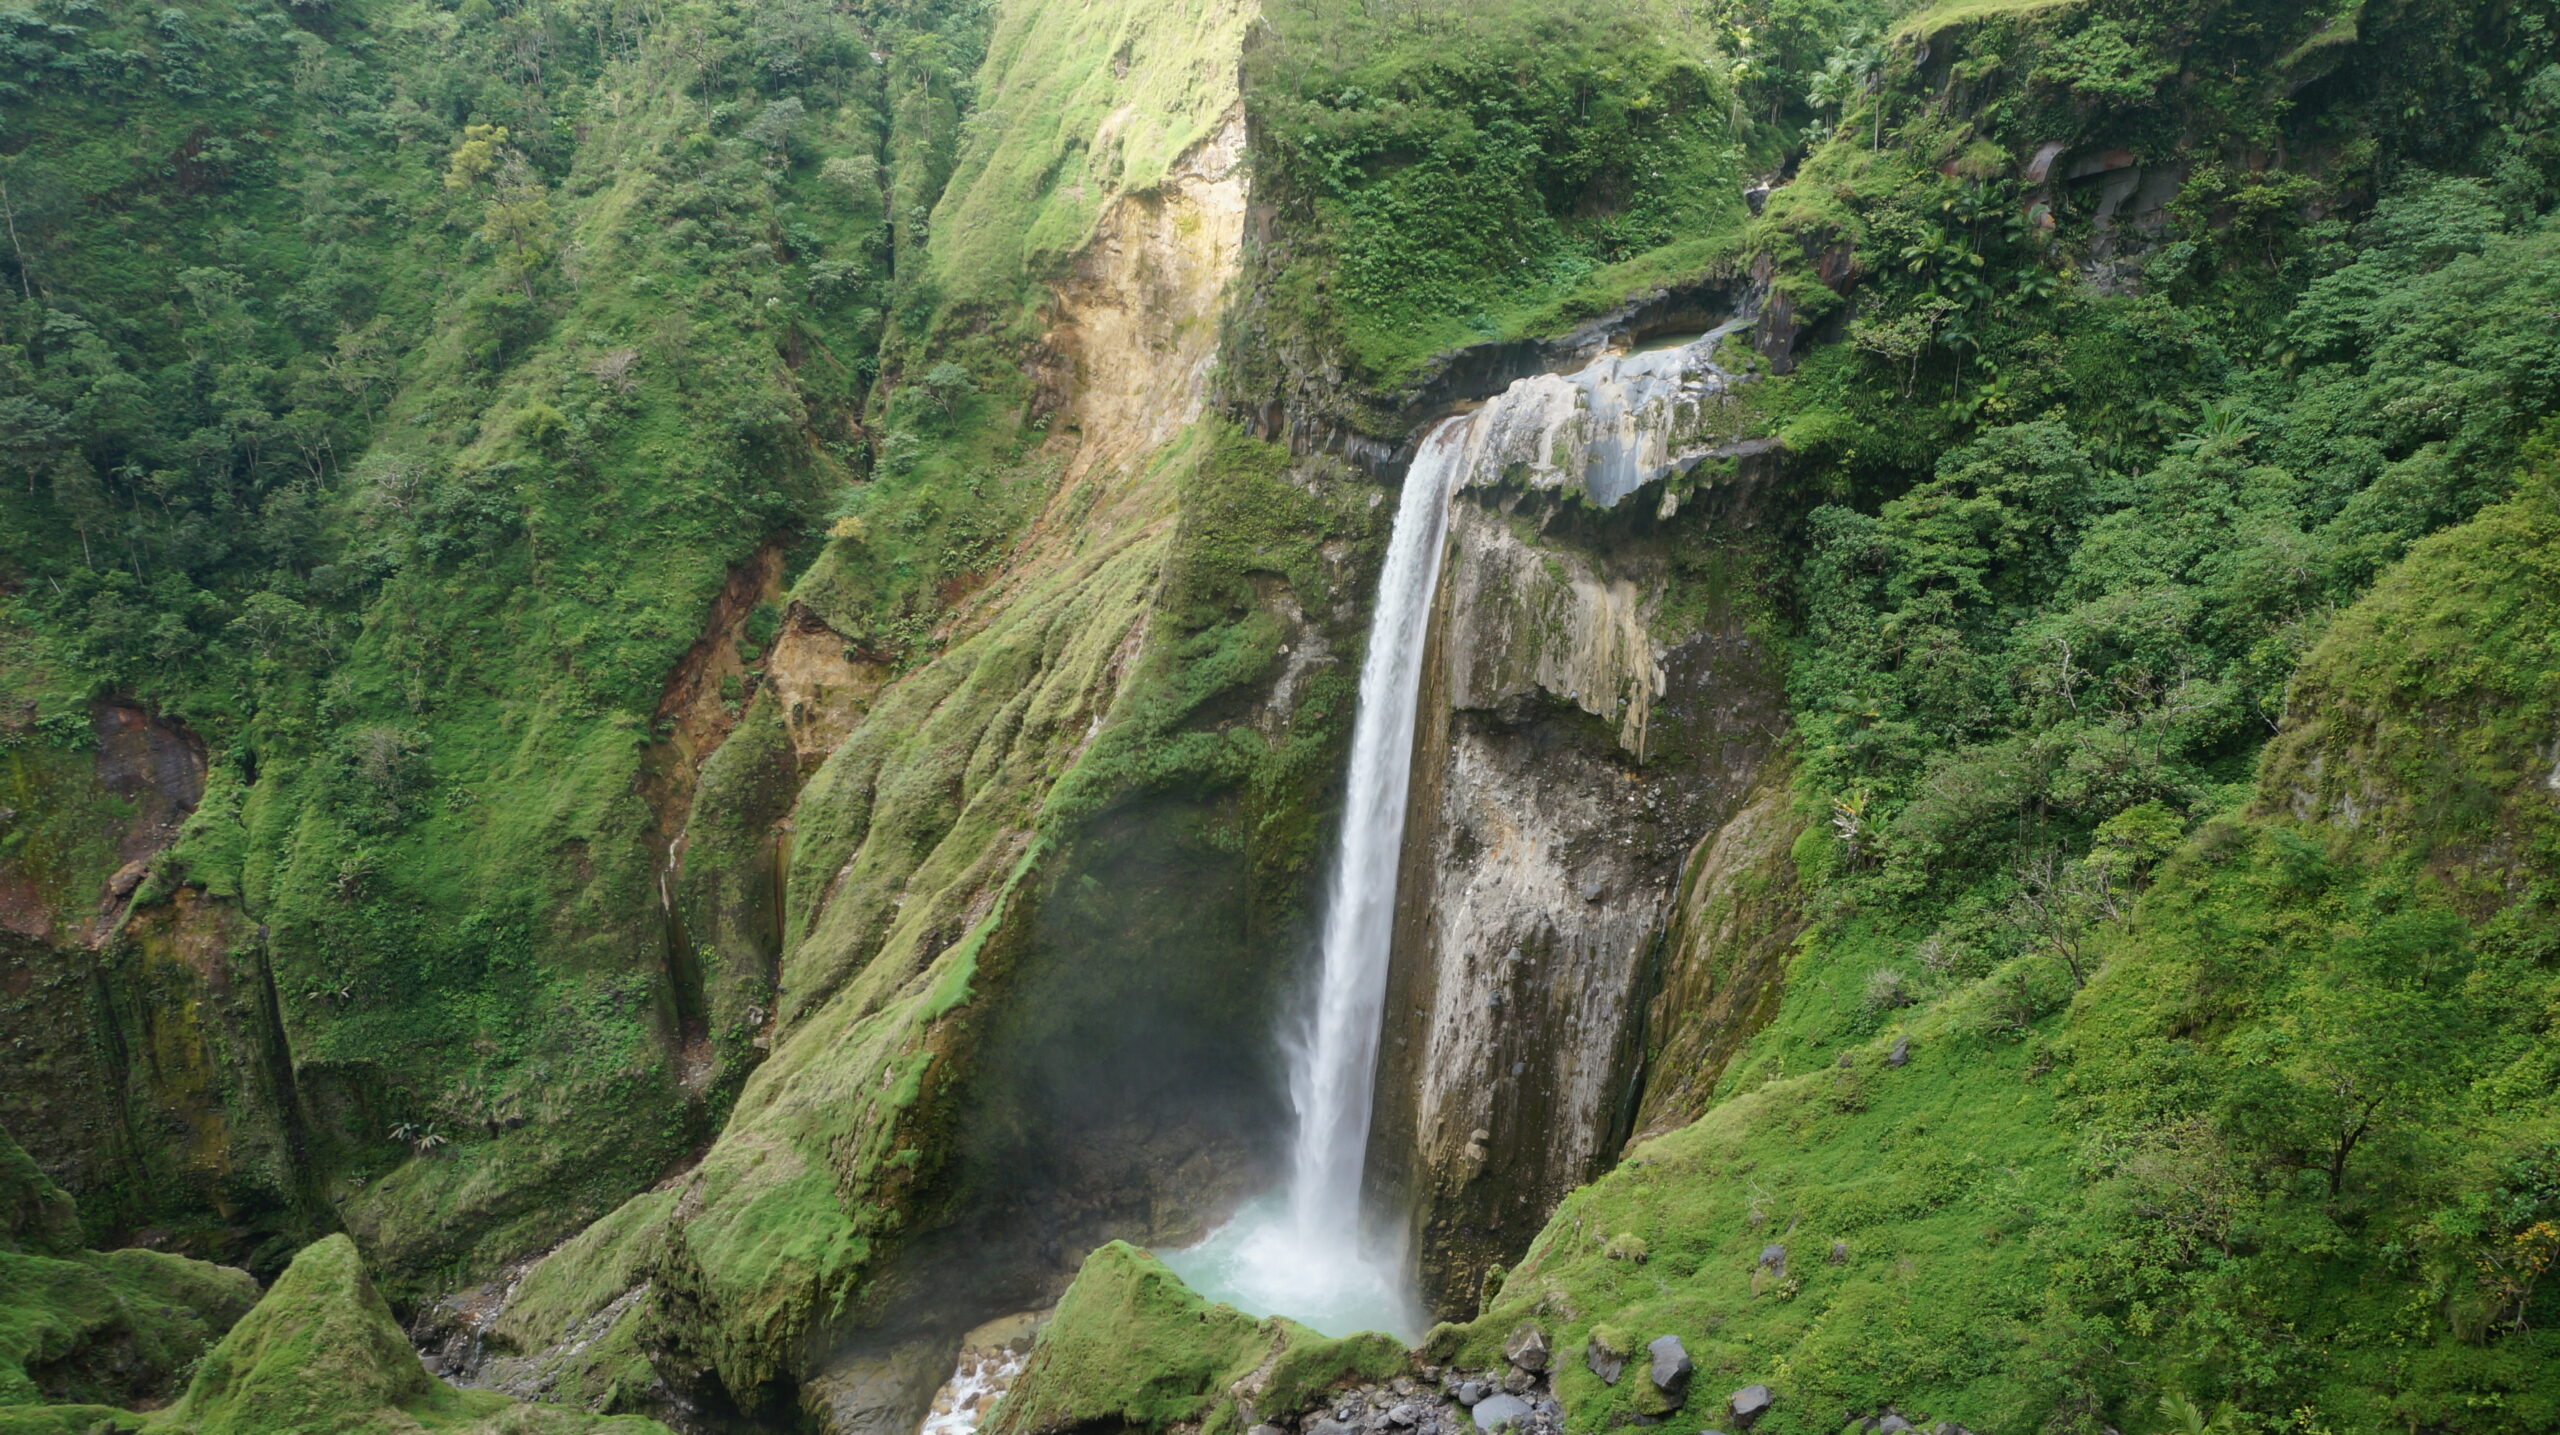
[1369,445,1791,1312]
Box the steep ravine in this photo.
[412,10,1396,1429]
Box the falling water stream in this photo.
[1159,419,1464,1341]
[1159,318,1754,1340]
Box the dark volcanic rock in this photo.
[1503,1323,1551,1372]
[1645,1335,1692,1397]
[1731,1384,1774,1428]
[1586,1335,1626,1385]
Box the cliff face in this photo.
[1369,458,1790,1312]
[1627,776,1805,1142]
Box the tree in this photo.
[917,360,975,419]
[442,123,509,190]
[477,152,557,300]
[2222,924,2466,1199]
[446,125,554,298]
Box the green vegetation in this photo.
[1418,2,2560,1431]
[0,1127,258,1414]
[1439,474,2560,1431]
[10,0,2560,1426]
[919,0,1252,337]
[989,1242,1404,1435]
[0,0,1003,1292]
[1241,0,1757,382]
[1,1129,674,1430]
[153,1233,670,1434]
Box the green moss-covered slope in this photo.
[0,0,996,1291]
[987,1243,1403,1435]
[0,1124,257,1414]
[149,1233,671,1435]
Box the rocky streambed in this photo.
[1270,1325,1979,1435]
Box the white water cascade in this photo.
[1160,418,1466,1341]
[1161,317,1758,1339]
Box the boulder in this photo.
[1645,1335,1692,1397]
[1878,1417,1914,1433]
[1455,1381,1488,1406]
[1828,1241,1850,1265]
[1472,1394,1534,1432]
[1887,1035,1911,1067]
[1586,1334,1626,1385]
[1730,1384,1774,1428]
[1503,1323,1551,1373]
[1757,1243,1786,1276]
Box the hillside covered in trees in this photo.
[2,0,2558,1432]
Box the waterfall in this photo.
[1159,419,1462,1340]
[1160,317,1755,1338]
[1282,416,1464,1245]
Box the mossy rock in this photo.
[157,1234,671,1435]
[0,1248,257,1410]
[987,1242,1405,1435]
[0,1128,78,1260]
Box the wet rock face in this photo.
[1368,472,1788,1315]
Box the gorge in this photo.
[6,0,2560,1433]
